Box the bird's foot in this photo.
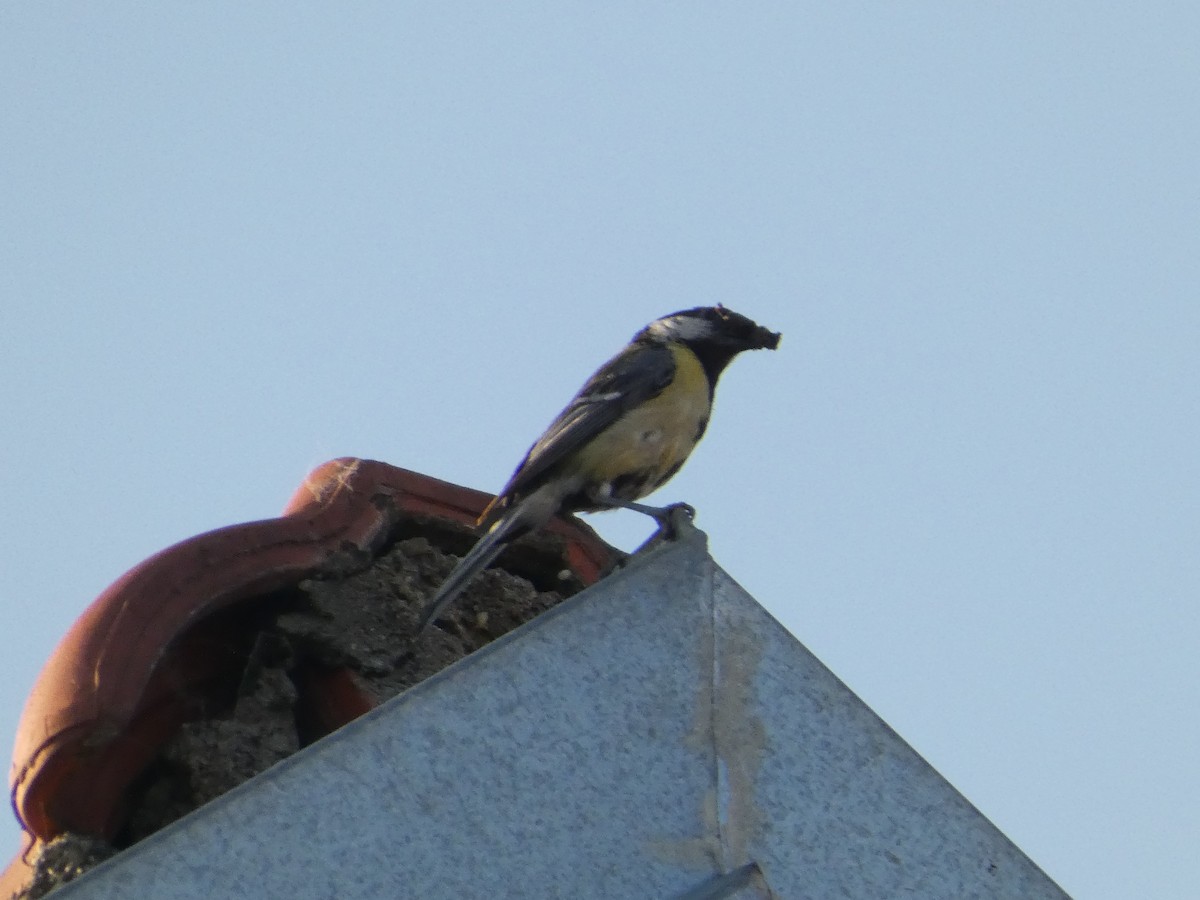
[653,501,697,539]
[590,496,702,566]
[618,502,701,562]
[615,499,695,530]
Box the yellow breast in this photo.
[575,343,712,499]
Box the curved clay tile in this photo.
[4,459,617,892]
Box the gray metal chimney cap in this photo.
[52,526,1068,899]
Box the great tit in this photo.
[417,305,781,634]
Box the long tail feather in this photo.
[416,513,522,635]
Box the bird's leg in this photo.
[592,496,697,540]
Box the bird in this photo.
[417,305,781,634]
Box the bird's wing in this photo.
[479,342,676,526]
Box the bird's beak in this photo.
[751,325,782,351]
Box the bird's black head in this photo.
[637,305,781,381]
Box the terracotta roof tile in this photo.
[4,459,618,896]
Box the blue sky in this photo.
[3,5,1198,897]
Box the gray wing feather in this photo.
[485,342,675,520]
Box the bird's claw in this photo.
[657,502,696,537]
[618,501,700,562]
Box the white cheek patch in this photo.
[647,316,711,343]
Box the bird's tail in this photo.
[415,512,524,635]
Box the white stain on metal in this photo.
[651,555,768,880]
